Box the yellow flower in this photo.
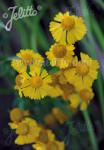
[56,70,76,100]
[44,114,58,127]
[69,87,94,111]
[11,49,43,73]
[46,43,75,68]
[15,74,23,97]
[49,71,76,99]
[32,128,61,150]
[33,142,46,150]
[9,108,29,129]
[48,73,63,97]
[64,53,99,89]
[50,12,87,45]
[15,73,29,97]
[52,107,69,124]
[35,129,55,143]
[60,83,76,100]
[21,67,52,100]
[15,118,41,145]
[32,141,65,150]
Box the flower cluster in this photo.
[11,11,99,111]
[10,11,100,150]
[9,108,65,150]
[47,12,99,110]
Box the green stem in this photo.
[91,14,104,51]
[96,72,104,127]
[82,110,98,150]
[93,0,104,10]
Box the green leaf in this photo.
[93,0,104,10]
[49,66,60,74]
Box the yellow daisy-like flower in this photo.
[9,108,29,129]
[11,49,44,73]
[35,129,55,143]
[15,118,41,145]
[15,73,29,97]
[32,141,65,150]
[21,67,52,100]
[52,107,69,124]
[69,88,94,111]
[54,71,76,100]
[46,43,75,68]
[49,71,76,99]
[49,73,63,97]
[44,114,58,127]
[32,127,64,150]
[50,12,87,45]
[64,53,99,89]
[15,74,23,97]
[60,83,76,100]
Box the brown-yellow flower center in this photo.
[53,44,67,58]
[22,54,34,65]
[30,76,43,88]
[16,75,23,87]
[47,142,58,150]
[52,108,68,124]
[44,114,57,127]
[51,73,60,85]
[60,83,75,99]
[16,123,29,135]
[76,63,89,76]
[10,108,24,123]
[80,89,92,101]
[38,130,49,143]
[61,16,75,30]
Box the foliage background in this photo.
[0,0,104,149]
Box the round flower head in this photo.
[32,128,64,150]
[48,73,63,97]
[52,107,69,124]
[11,49,43,73]
[50,12,87,45]
[64,53,99,89]
[54,71,76,100]
[32,141,65,150]
[46,43,75,68]
[35,129,55,144]
[60,83,76,100]
[21,67,52,100]
[48,71,76,99]
[9,108,29,129]
[15,73,29,97]
[15,118,41,145]
[69,87,94,111]
[44,114,58,127]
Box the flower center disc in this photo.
[38,130,49,143]
[16,123,29,135]
[47,142,58,150]
[61,16,75,30]
[16,75,23,87]
[80,89,92,101]
[60,83,75,99]
[77,63,89,76]
[31,76,43,88]
[53,44,67,58]
[10,108,24,122]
